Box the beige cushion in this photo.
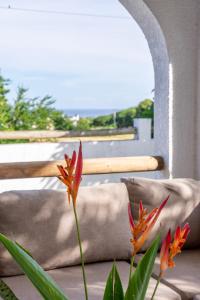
[0,183,131,276]
[136,249,200,300]
[121,177,200,250]
[2,261,181,300]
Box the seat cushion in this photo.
[2,261,181,300]
[0,183,132,276]
[121,177,200,250]
[136,249,200,300]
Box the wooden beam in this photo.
[0,156,164,179]
[0,128,135,140]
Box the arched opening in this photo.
[120,0,170,178]
[0,0,169,190]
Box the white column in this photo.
[133,118,152,142]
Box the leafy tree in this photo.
[0,75,12,130]
[136,99,153,118]
[51,110,74,130]
[116,107,137,128]
[11,88,74,131]
[32,96,56,130]
[0,72,154,134]
[11,87,35,130]
[76,118,91,131]
[92,114,114,127]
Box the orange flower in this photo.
[57,142,83,205]
[128,196,169,255]
[160,223,190,276]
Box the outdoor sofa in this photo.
[0,177,200,300]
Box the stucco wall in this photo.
[119,0,170,179]
[0,138,155,191]
[145,0,198,178]
[120,0,199,179]
[196,1,200,179]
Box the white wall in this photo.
[0,138,155,191]
[119,0,170,178]
[145,0,198,179]
[196,2,200,179]
[120,0,199,179]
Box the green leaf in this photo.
[125,235,161,300]
[0,279,19,300]
[103,262,124,300]
[0,233,69,300]
[15,241,33,258]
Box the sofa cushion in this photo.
[121,177,200,250]
[136,249,200,300]
[0,183,131,276]
[2,261,181,300]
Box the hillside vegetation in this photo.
[0,74,153,131]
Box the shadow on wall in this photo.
[40,139,156,190]
[0,138,155,191]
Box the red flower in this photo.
[160,223,190,276]
[160,229,171,274]
[128,196,169,255]
[57,142,83,205]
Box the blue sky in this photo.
[0,0,154,110]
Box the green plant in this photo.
[0,143,190,300]
[0,233,68,300]
[116,107,137,128]
[0,74,12,130]
[136,99,153,119]
[92,114,114,127]
[76,118,91,131]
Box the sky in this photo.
[0,0,154,110]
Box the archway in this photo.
[119,0,170,178]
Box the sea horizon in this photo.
[62,108,119,118]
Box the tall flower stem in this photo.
[128,255,135,283]
[72,201,88,300]
[151,274,161,300]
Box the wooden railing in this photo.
[0,156,164,179]
[0,128,135,140]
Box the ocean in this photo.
[63,108,118,118]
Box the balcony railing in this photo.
[0,156,164,179]
[0,128,135,140]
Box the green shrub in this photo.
[92,114,114,127]
[76,118,91,131]
[116,107,137,128]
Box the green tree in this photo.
[51,110,74,130]
[11,88,74,131]
[92,114,114,127]
[32,96,56,130]
[76,118,91,131]
[0,75,12,130]
[136,99,153,118]
[12,87,35,130]
[116,107,137,128]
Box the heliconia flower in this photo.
[128,196,169,255]
[71,143,83,203]
[160,229,171,274]
[160,223,190,277]
[57,142,83,205]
